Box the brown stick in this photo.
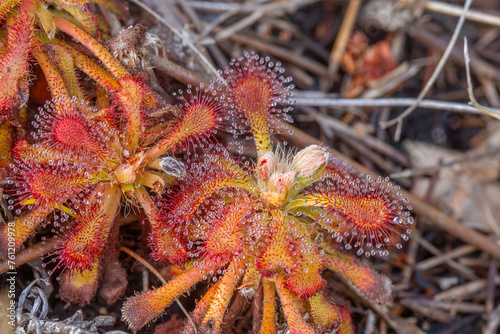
[214,29,331,80]
[0,238,58,275]
[412,26,500,82]
[151,57,212,87]
[326,0,361,86]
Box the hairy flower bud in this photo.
[270,171,296,195]
[257,151,275,181]
[292,145,328,177]
[263,170,296,207]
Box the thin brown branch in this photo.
[435,278,499,301]
[325,0,361,88]
[381,0,474,140]
[151,56,212,87]
[464,39,500,120]
[425,1,500,27]
[416,244,477,271]
[214,29,331,80]
[0,239,58,275]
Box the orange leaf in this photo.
[324,249,392,304]
[122,257,224,333]
[309,292,341,333]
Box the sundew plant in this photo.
[121,52,413,334]
[0,0,227,304]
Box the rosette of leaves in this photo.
[0,0,227,304]
[122,52,413,333]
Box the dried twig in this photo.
[435,277,500,301]
[410,232,477,280]
[325,0,361,88]
[485,304,500,334]
[293,95,496,115]
[0,239,58,275]
[381,0,474,140]
[151,56,211,87]
[487,260,498,314]
[401,298,486,314]
[464,39,500,120]
[425,1,500,28]
[364,310,376,334]
[214,10,265,41]
[416,244,477,272]
[130,0,223,82]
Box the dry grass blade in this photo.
[325,0,361,88]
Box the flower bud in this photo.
[292,145,328,177]
[269,170,296,195]
[263,170,296,207]
[256,151,275,181]
[113,163,137,184]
